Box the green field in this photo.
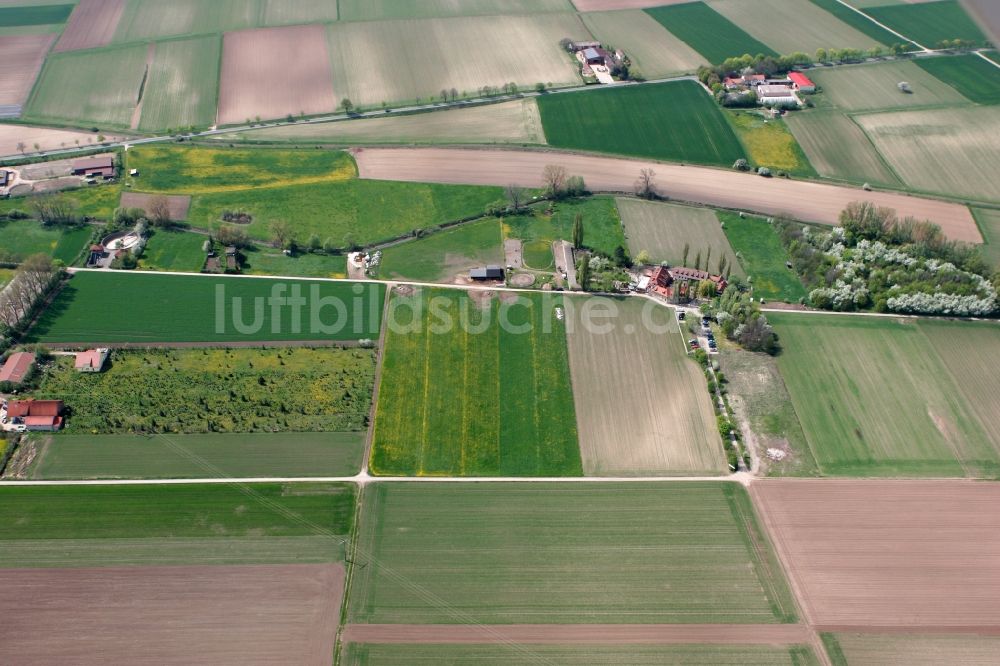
[112,0,259,43]
[0,219,91,264]
[138,35,221,131]
[538,81,745,167]
[0,4,73,26]
[503,197,625,269]
[0,483,355,567]
[370,288,580,477]
[822,632,1000,666]
[23,432,365,479]
[973,207,1000,268]
[348,482,798,623]
[770,314,1000,477]
[139,229,207,272]
[806,0,909,47]
[25,44,148,128]
[0,268,14,289]
[725,110,815,176]
[27,271,386,343]
[784,111,901,187]
[35,347,374,434]
[809,60,969,111]
[338,0,571,21]
[646,2,777,64]
[718,212,806,302]
[343,644,819,665]
[243,249,348,279]
[865,0,987,48]
[914,54,1000,105]
[618,199,744,277]
[0,184,124,222]
[126,145,503,246]
[378,218,503,282]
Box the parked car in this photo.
[689,339,699,350]
[678,311,686,321]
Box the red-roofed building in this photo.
[789,71,816,93]
[75,348,109,373]
[0,352,35,385]
[4,400,64,431]
[647,266,728,304]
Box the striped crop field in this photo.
[370,287,581,477]
[645,2,777,64]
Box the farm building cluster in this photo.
[0,348,108,431]
[724,71,815,108]
[0,153,117,198]
[568,41,626,85]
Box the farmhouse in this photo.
[71,155,114,179]
[4,399,64,431]
[757,85,799,107]
[470,266,504,281]
[789,72,816,93]
[648,265,728,304]
[0,352,35,385]
[74,348,109,372]
[0,170,10,187]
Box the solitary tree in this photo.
[636,249,650,265]
[705,247,712,274]
[270,220,292,249]
[16,141,25,155]
[576,255,590,291]
[341,98,354,114]
[718,255,728,277]
[308,233,321,251]
[147,195,172,228]
[682,243,690,267]
[572,213,584,249]
[504,184,526,212]
[542,164,568,198]
[694,251,702,271]
[634,168,657,200]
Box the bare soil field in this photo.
[121,192,192,220]
[751,479,1000,627]
[224,99,546,145]
[855,106,1000,204]
[217,25,337,126]
[582,10,707,78]
[54,0,125,52]
[0,34,55,107]
[571,0,693,10]
[354,147,982,242]
[0,125,125,158]
[0,563,343,666]
[342,623,813,644]
[326,14,589,108]
[566,297,725,476]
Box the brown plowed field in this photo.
[0,125,126,157]
[54,0,125,53]
[354,147,981,243]
[217,25,337,126]
[121,192,192,221]
[0,563,343,666]
[0,34,56,107]
[751,480,1000,628]
[343,623,813,645]
[571,0,693,10]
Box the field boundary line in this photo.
[0,474,752,486]
[360,286,393,476]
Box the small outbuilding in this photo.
[788,72,816,93]
[0,352,35,385]
[0,170,10,187]
[75,348,109,373]
[470,266,504,281]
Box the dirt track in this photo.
[342,623,813,644]
[354,147,981,243]
[751,480,1000,628]
[0,563,343,666]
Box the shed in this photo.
[71,155,114,178]
[788,71,816,92]
[470,266,504,281]
[0,170,10,186]
[582,47,605,66]
[75,348,109,373]
[0,352,35,385]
